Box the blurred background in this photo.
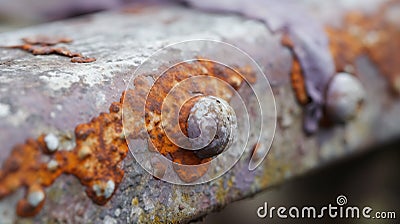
[0,0,174,33]
[0,1,398,223]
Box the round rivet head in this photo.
[184,96,237,159]
[326,72,365,123]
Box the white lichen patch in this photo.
[143,192,155,212]
[103,215,117,224]
[95,92,106,108]
[0,103,10,117]
[44,133,59,152]
[104,180,115,199]
[39,71,80,90]
[27,190,45,207]
[92,180,115,199]
[7,110,29,127]
[92,184,102,197]
[78,145,91,159]
[47,160,59,171]
[114,208,121,217]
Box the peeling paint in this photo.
[2,36,96,64]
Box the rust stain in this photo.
[123,59,255,182]
[327,0,400,94]
[0,58,255,215]
[2,36,96,63]
[145,60,251,164]
[290,59,309,105]
[281,35,310,105]
[70,56,97,63]
[0,101,127,217]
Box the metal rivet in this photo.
[183,96,237,159]
[326,72,365,123]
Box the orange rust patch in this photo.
[172,162,209,183]
[119,59,256,182]
[2,36,96,63]
[71,56,97,63]
[327,1,400,94]
[177,95,206,139]
[144,60,254,168]
[0,101,127,217]
[282,35,310,105]
[290,59,309,105]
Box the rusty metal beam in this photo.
[0,0,399,223]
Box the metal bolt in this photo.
[326,72,365,123]
[181,96,237,159]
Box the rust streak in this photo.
[281,34,310,105]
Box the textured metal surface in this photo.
[0,1,399,223]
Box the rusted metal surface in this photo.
[184,0,337,134]
[326,0,400,94]
[0,101,127,217]
[183,0,400,134]
[124,59,255,183]
[0,0,399,223]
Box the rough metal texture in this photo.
[0,1,399,223]
[186,96,237,159]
